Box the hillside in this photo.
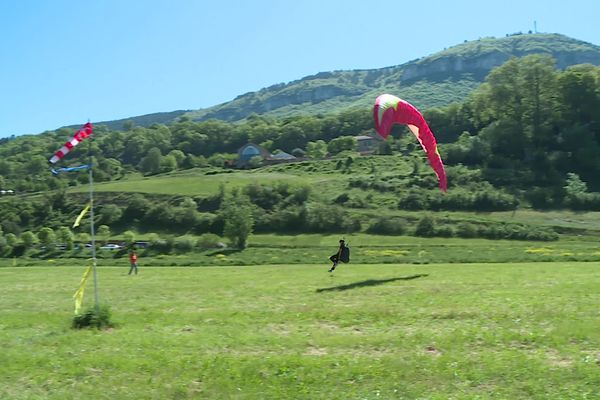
[64,109,189,132]
[63,34,600,131]
[183,33,600,122]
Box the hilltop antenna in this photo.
[534,21,537,34]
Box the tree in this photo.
[37,227,56,248]
[98,158,123,179]
[21,231,38,249]
[221,191,254,249]
[174,207,199,229]
[56,226,75,250]
[306,140,327,159]
[76,232,91,246]
[167,150,186,167]
[139,147,162,175]
[327,136,356,155]
[123,194,151,222]
[160,154,178,173]
[246,155,262,169]
[564,173,587,197]
[97,225,111,241]
[98,204,123,225]
[123,230,136,246]
[123,120,135,131]
[5,233,18,247]
[23,156,48,176]
[0,226,7,253]
[274,124,307,151]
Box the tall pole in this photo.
[88,139,100,312]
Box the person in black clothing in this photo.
[329,239,350,272]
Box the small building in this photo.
[237,143,272,167]
[355,135,377,154]
[269,151,296,161]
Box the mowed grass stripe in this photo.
[70,172,316,196]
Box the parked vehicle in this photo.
[100,243,123,250]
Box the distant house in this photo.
[237,143,297,167]
[270,151,296,161]
[237,143,271,167]
[355,135,377,154]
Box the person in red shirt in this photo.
[128,248,139,275]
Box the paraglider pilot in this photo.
[329,239,350,272]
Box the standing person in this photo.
[128,247,139,275]
[329,239,350,272]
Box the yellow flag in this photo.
[73,265,92,314]
[73,203,91,228]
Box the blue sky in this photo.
[1,0,599,138]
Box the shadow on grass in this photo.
[316,274,429,293]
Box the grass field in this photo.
[1,262,599,399]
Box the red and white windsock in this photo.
[49,122,93,164]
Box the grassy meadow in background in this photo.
[1,262,599,399]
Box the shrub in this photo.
[398,190,428,210]
[342,217,362,233]
[526,228,559,241]
[366,217,407,235]
[526,187,564,209]
[436,225,455,237]
[456,222,478,238]
[196,233,222,250]
[345,196,370,209]
[174,236,195,253]
[72,305,113,330]
[565,193,600,211]
[267,206,307,233]
[333,193,350,204]
[150,236,175,254]
[305,204,346,233]
[415,216,436,237]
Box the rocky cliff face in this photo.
[260,85,362,111]
[401,53,510,81]
[402,52,600,82]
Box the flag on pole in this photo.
[73,265,93,314]
[51,164,91,175]
[73,203,91,228]
[49,122,93,164]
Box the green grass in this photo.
[70,171,314,196]
[1,262,599,399]
[67,155,414,197]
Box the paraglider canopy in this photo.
[373,94,447,192]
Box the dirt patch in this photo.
[425,345,442,357]
[546,349,573,368]
[304,346,328,356]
